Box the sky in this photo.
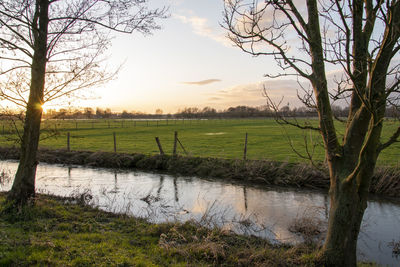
[28,0,322,114]
[63,0,306,114]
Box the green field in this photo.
[1,118,399,165]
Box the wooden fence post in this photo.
[67,132,70,152]
[155,137,164,155]
[173,131,178,155]
[177,137,188,155]
[113,132,117,152]
[75,121,78,130]
[243,132,248,160]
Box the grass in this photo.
[0,193,380,266]
[0,192,322,267]
[1,118,399,165]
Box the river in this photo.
[1,160,399,266]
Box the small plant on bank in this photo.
[389,239,400,257]
[0,169,11,189]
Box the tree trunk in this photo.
[318,182,365,265]
[7,102,43,205]
[7,0,49,206]
[318,157,376,266]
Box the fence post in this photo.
[177,137,188,155]
[113,132,117,152]
[155,137,164,155]
[243,132,248,160]
[146,120,149,127]
[2,125,4,135]
[173,131,178,155]
[67,132,70,152]
[75,121,78,130]
[134,121,136,127]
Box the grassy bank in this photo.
[1,118,399,165]
[0,193,322,266]
[1,146,399,198]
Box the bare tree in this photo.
[223,0,400,266]
[0,0,167,205]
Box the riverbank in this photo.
[1,146,399,198]
[0,192,319,266]
[1,193,382,266]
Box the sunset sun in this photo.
[41,102,49,113]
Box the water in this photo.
[1,160,399,266]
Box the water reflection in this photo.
[243,186,248,212]
[0,160,399,266]
[173,177,179,203]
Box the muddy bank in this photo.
[1,146,399,198]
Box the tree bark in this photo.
[318,171,368,266]
[7,0,49,205]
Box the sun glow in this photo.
[41,102,49,113]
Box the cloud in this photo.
[205,72,358,109]
[206,79,306,108]
[208,96,222,101]
[182,79,222,86]
[174,14,231,46]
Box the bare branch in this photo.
[263,86,320,132]
[378,126,400,152]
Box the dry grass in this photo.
[158,220,317,266]
[370,167,400,198]
[288,207,326,245]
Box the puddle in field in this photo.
[204,132,226,135]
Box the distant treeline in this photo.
[2,104,399,120]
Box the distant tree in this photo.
[0,0,167,205]
[177,107,200,118]
[155,108,163,115]
[54,109,67,120]
[224,0,400,265]
[120,110,132,118]
[104,108,112,119]
[201,106,217,117]
[72,109,82,118]
[84,108,94,119]
[279,105,290,114]
[95,107,104,118]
